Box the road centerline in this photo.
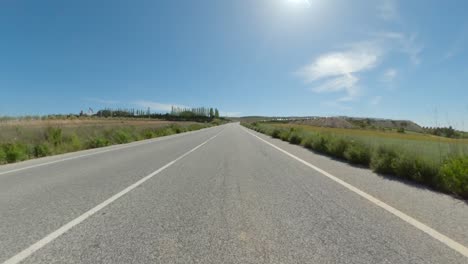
[242,127,468,259]
[2,130,223,264]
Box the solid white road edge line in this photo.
[242,127,468,259]
[2,131,222,264]
[0,125,220,176]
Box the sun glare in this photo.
[286,0,311,8]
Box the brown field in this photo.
[0,118,189,128]
[0,117,214,165]
[262,122,468,163]
[0,118,201,145]
[273,123,468,144]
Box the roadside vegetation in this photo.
[0,115,226,165]
[242,122,468,199]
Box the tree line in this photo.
[422,126,467,139]
[91,106,223,122]
[170,106,219,118]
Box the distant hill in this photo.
[239,116,424,132]
[291,117,355,129]
[344,117,424,132]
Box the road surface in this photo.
[1,123,467,263]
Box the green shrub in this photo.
[154,127,176,137]
[87,137,109,148]
[344,141,371,166]
[390,154,438,185]
[211,119,222,126]
[391,154,415,180]
[142,129,155,139]
[439,156,468,198]
[271,129,281,139]
[3,143,28,163]
[170,124,184,134]
[188,124,205,131]
[69,133,82,151]
[302,136,314,149]
[46,127,63,146]
[279,130,290,141]
[414,160,440,187]
[327,138,349,159]
[311,135,329,154]
[113,129,132,144]
[0,147,6,164]
[33,143,51,157]
[288,133,302,145]
[370,145,399,174]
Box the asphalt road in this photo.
[1,123,467,263]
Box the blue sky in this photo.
[1,0,467,129]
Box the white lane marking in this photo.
[242,127,468,258]
[0,126,219,176]
[2,131,222,264]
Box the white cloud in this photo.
[376,32,423,65]
[312,74,360,97]
[400,35,423,65]
[382,68,397,82]
[299,44,380,81]
[370,96,382,105]
[83,98,120,105]
[297,42,381,99]
[296,30,422,107]
[133,100,189,112]
[378,0,399,21]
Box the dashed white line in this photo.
[243,127,468,259]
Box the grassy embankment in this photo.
[242,122,468,199]
[0,118,221,165]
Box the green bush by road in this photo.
[0,122,215,165]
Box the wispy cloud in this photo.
[443,24,468,60]
[370,96,382,105]
[376,32,423,65]
[296,31,421,109]
[378,0,399,21]
[83,97,120,105]
[297,41,382,100]
[133,100,189,112]
[382,68,397,82]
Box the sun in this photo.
[286,0,311,8]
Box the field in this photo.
[272,123,468,164]
[242,122,468,199]
[0,118,215,165]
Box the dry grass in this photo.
[264,123,468,163]
[0,118,198,143]
[0,118,213,164]
[0,118,185,128]
[273,123,468,144]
